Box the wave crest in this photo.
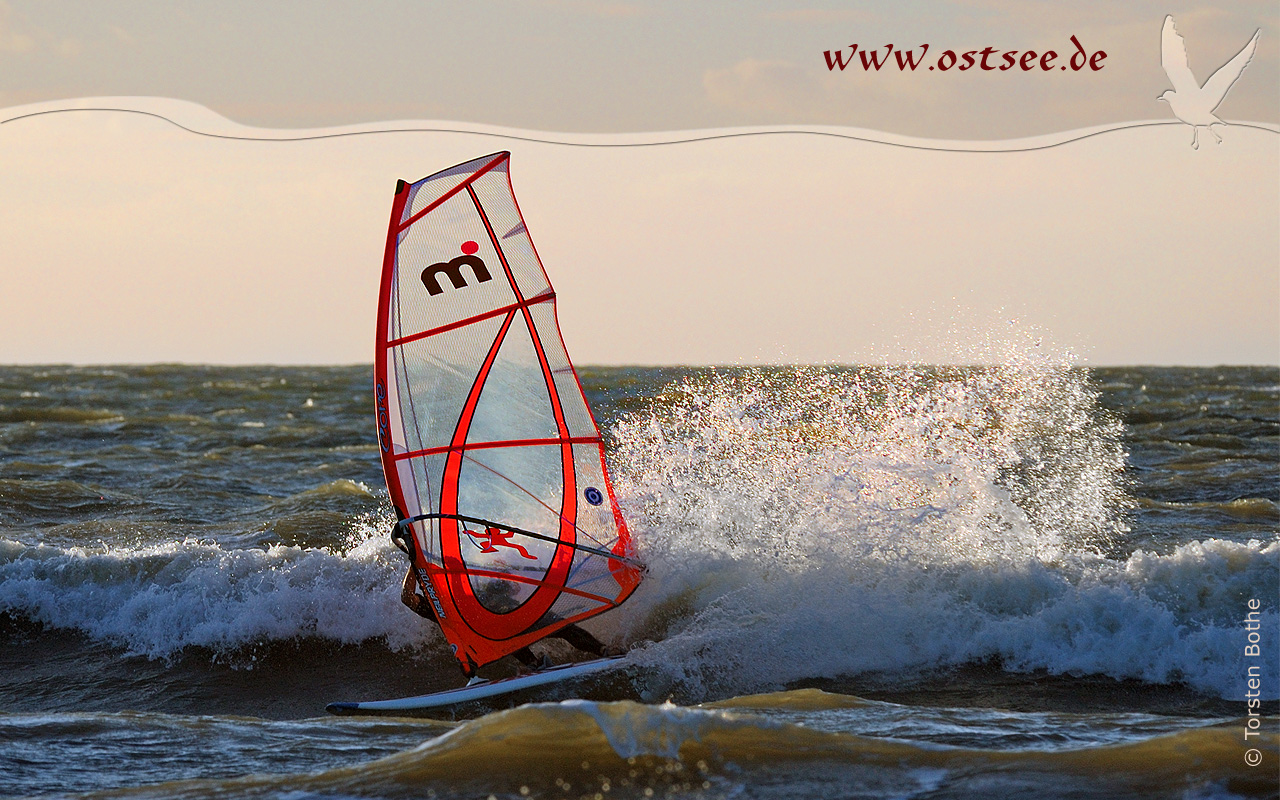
[0,524,435,659]
[603,353,1275,700]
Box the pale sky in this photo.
[2,2,1277,365]
[2,1,1275,137]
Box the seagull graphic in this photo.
[1159,15,1260,149]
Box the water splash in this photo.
[604,341,1272,700]
[615,343,1126,571]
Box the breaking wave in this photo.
[0,350,1275,704]
[605,349,1277,701]
[0,522,437,659]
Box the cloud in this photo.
[108,25,135,45]
[526,0,648,18]
[945,0,1272,28]
[703,59,817,117]
[702,57,936,126]
[0,2,81,58]
[2,99,1274,365]
[0,2,36,53]
[761,9,875,24]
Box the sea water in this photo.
[0,357,1275,799]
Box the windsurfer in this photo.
[400,566,622,675]
[375,153,642,691]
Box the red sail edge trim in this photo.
[375,179,471,654]
[374,179,412,522]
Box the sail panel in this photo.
[375,152,642,670]
[391,202,519,344]
[466,313,562,445]
[527,301,604,438]
[391,318,506,453]
[397,452,449,532]
[455,445,566,540]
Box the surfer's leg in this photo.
[512,646,538,666]
[456,652,481,682]
[551,624,607,657]
[512,646,551,671]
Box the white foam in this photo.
[2,344,1273,700]
[603,347,1277,701]
[0,521,437,659]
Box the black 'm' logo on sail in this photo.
[421,240,492,296]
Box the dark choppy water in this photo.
[0,362,1276,799]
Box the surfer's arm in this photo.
[401,567,437,621]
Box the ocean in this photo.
[0,360,1276,799]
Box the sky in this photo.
[2,1,1276,137]
[1,1,1277,365]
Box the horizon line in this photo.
[2,362,1275,370]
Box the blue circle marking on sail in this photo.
[584,487,604,506]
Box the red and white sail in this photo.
[374,152,642,673]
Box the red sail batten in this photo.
[393,436,603,462]
[385,291,555,350]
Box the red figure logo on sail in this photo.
[468,526,538,560]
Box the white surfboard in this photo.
[325,656,625,716]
